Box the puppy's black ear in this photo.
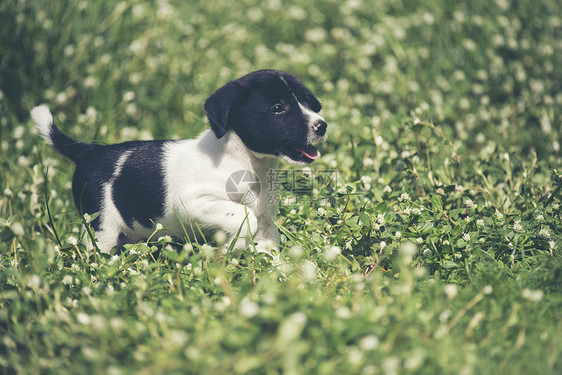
[204,82,244,138]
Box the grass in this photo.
[1,0,561,374]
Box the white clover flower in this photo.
[399,192,411,202]
[422,248,433,257]
[123,91,135,102]
[83,76,99,89]
[444,284,458,299]
[380,241,387,250]
[464,198,477,209]
[539,228,551,238]
[83,213,91,223]
[108,255,120,266]
[463,233,470,242]
[382,357,401,375]
[76,312,91,325]
[337,187,347,195]
[301,261,317,281]
[201,244,214,257]
[395,231,402,238]
[13,126,25,139]
[361,175,372,185]
[383,185,392,194]
[416,237,423,244]
[400,242,417,260]
[28,275,41,291]
[62,275,74,286]
[549,241,555,249]
[11,222,24,237]
[289,246,304,259]
[317,207,327,216]
[68,236,78,246]
[348,348,363,366]
[363,157,374,167]
[422,12,435,24]
[483,285,493,295]
[522,288,544,302]
[126,103,138,117]
[213,231,227,245]
[359,335,379,351]
[536,214,545,222]
[305,27,327,43]
[336,306,352,319]
[476,219,485,227]
[513,220,523,232]
[157,235,172,243]
[324,246,341,261]
[239,297,259,318]
[18,156,30,167]
[412,208,421,215]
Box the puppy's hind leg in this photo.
[90,227,121,254]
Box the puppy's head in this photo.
[204,70,327,165]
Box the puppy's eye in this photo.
[272,104,286,114]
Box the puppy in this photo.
[31,70,327,258]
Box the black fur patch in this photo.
[112,142,167,228]
[71,141,168,230]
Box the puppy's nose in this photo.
[313,120,327,136]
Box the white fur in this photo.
[95,151,133,253]
[30,105,54,145]
[299,102,326,145]
[161,130,280,255]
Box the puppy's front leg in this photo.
[253,218,281,262]
[187,199,258,249]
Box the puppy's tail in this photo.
[31,105,92,163]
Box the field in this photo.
[1,0,561,373]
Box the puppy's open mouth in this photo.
[295,145,319,161]
[280,144,320,164]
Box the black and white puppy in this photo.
[31,69,327,258]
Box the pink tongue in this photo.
[297,145,319,160]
